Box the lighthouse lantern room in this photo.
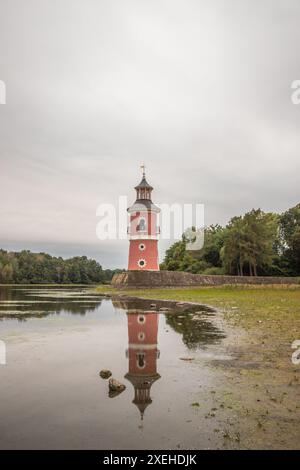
[127,165,160,271]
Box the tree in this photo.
[280,203,300,275]
[0,249,118,284]
[160,239,195,271]
[198,224,226,267]
[160,225,227,274]
[222,209,279,276]
[1,263,13,282]
[221,216,246,275]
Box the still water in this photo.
[0,286,227,449]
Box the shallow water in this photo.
[0,286,228,449]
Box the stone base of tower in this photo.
[128,239,159,271]
[111,270,299,288]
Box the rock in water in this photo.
[99,369,112,379]
[108,378,126,398]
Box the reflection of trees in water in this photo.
[112,296,225,350]
[0,287,104,320]
[165,311,225,350]
[0,302,103,321]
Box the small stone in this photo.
[108,378,126,398]
[99,369,112,379]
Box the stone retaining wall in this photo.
[111,270,299,288]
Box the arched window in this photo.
[137,217,146,231]
[137,352,146,369]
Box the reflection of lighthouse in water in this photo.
[125,310,160,421]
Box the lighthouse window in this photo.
[138,259,146,268]
[137,218,146,231]
[138,331,145,341]
[138,314,146,324]
[139,243,146,251]
[137,353,146,369]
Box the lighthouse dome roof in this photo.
[134,176,153,190]
[127,199,160,213]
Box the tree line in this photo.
[0,250,120,284]
[160,203,300,277]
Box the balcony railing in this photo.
[127,227,160,235]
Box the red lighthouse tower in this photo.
[127,165,160,271]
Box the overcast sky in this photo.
[0,0,299,268]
